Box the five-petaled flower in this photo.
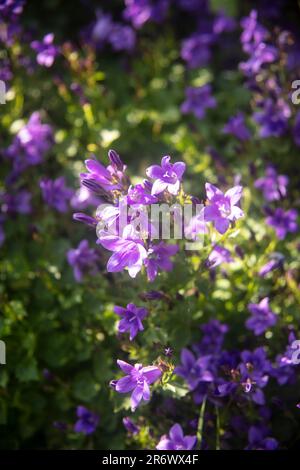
[114,303,148,340]
[112,360,161,411]
[204,183,244,234]
[156,423,197,450]
[146,156,186,196]
[74,406,99,435]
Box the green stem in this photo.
[215,406,220,450]
[197,395,207,450]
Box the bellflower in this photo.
[40,177,74,213]
[146,156,186,196]
[181,85,216,120]
[254,166,288,201]
[74,406,99,435]
[246,297,277,336]
[31,33,59,67]
[258,253,284,277]
[97,224,148,278]
[240,42,278,76]
[218,347,270,405]
[213,11,236,35]
[181,34,214,69]
[253,99,291,138]
[204,183,243,234]
[271,333,297,386]
[114,303,148,340]
[81,151,127,192]
[175,348,214,391]
[91,10,114,43]
[266,208,298,240]
[67,240,100,282]
[156,424,197,450]
[207,245,232,269]
[222,113,251,141]
[6,112,53,172]
[110,25,136,52]
[0,189,32,215]
[113,360,161,411]
[145,242,179,281]
[246,426,278,450]
[196,320,228,356]
[125,184,157,205]
[71,186,100,210]
[123,0,169,28]
[240,10,267,53]
[123,417,139,435]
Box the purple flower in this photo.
[145,242,179,281]
[175,348,214,391]
[196,319,228,356]
[255,166,288,201]
[71,186,100,210]
[271,333,298,385]
[253,99,291,138]
[67,240,100,282]
[97,224,148,278]
[181,33,214,69]
[258,253,284,277]
[125,184,157,205]
[113,360,161,411]
[0,189,31,215]
[156,424,197,450]
[91,10,114,43]
[40,177,74,213]
[74,406,99,435]
[73,212,97,227]
[81,152,127,192]
[181,85,216,120]
[246,426,278,450]
[246,297,277,336]
[123,0,169,28]
[123,416,139,435]
[31,33,59,67]
[204,183,243,234]
[6,112,53,173]
[266,208,298,240]
[110,25,136,52]
[207,245,232,269]
[213,10,236,35]
[146,156,186,196]
[114,303,148,340]
[218,347,270,405]
[240,10,267,52]
[240,42,278,76]
[222,113,251,141]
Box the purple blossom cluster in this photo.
[253,165,298,240]
[74,149,244,280]
[173,318,298,448]
[86,10,136,52]
[5,112,53,177]
[123,0,169,29]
